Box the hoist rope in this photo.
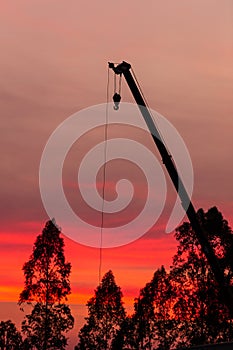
[98,67,110,284]
[114,71,122,95]
[119,74,122,95]
[114,73,116,94]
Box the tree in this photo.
[75,270,126,350]
[128,266,176,350]
[171,207,233,347]
[0,320,22,350]
[112,207,233,349]
[111,316,135,350]
[18,219,74,350]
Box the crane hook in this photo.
[113,92,121,110]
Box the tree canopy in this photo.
[75,270,126,350]
[0,320,22,350]
[0,206,231,349]
[18,219,74,350]
[110,207,233,349]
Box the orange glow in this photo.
[0,223,179,305]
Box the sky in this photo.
[0,0,232,348]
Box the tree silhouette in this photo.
[18,219,74,350]
[128,266,176,350]
[75,270,126,350]
[171,207,233,347]
[0,320,22,350]
[111,316,135,350]
[114,207,233,349]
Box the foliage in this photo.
[124,266,177,350]
[0,320,22,350]
[171,207,233,347]
[11,207,232,349]
[111,316,136,350]
[18,220,74,350]
[75,270,126,350]
[113,207,233,349]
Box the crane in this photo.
[108,61,233,315]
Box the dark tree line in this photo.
[1,207,233,349]
[75,207,233,349]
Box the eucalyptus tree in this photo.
[19,220,74,350]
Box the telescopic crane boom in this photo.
[109,61,233,315]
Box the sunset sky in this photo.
[0,1,232,348]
